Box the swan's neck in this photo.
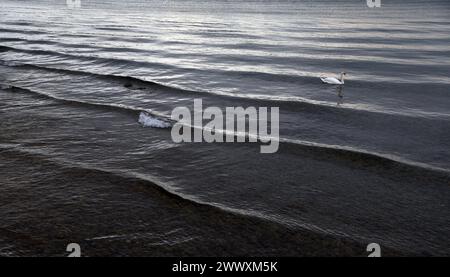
[340,74,345,84]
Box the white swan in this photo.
[320,72,346,85]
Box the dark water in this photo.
[0,0,449,256]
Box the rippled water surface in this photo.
[0,0,449,256]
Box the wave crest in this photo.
[138,112,172,128]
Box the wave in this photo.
[0,143,337,237]
[2,30,449,67]
[278,138,450,177]
[2,43,449,85]
[2,58,449,119]
[0,140,442,256]
[0,28,46,35]
[0,83,172,122]
[0,36,160,54]
[4,35,449,60]
[2,83,449,176]
[0,44,193,80]
[184,121,450,176]
[0,52,317,86]
[0,59,178,91]
[138,112,172,128]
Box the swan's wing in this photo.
[320,77,331,83]
[321,77,342,84]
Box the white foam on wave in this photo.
[138,112,172,128]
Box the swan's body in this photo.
[320,77,343,85]
[320,72,346,85]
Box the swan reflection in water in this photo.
[337,86,344,106]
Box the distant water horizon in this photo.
[0,0,449,256]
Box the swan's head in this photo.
[341,72,347,76]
